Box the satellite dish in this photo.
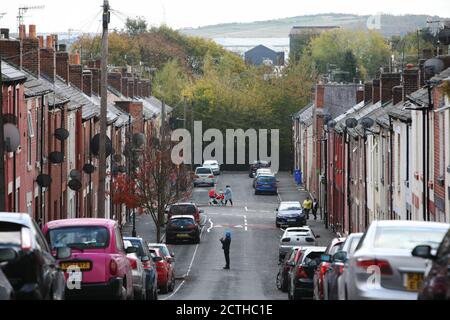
[438,27,450,45]
[327,120,336,128]
[68,179,82,191]
[323,114,332,124]
[345,118,358,129]
[90,134,113,157]
[118,165,126,173]
[3,123,20,152]
[36,174,52,187]
[69,169,81,180]
[49,151,64,164]
[360,117,375,129]
[132,133,145,148]
[83,163,95,174]
[424,58,445,78]
[54,128,70,141]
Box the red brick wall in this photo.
[82,72,92,97]
[380,73,401,104]
[40,48,56,81]
[403,68,419,100]
[69,64,83,91]
[56,51,69,83]
[0,39,21,67]
[87,68,100,96]
[372,79,380,103]
[22,38,40,76]
[433,86,445,212]
[121,77,129,97]
[108,72,122,93]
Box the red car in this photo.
[149,248,175,294]
[313,237,346,300]
[277,246,303,292]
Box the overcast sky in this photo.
[0,0,449,33]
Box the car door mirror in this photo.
[275,208,279,211]
[412,245,435,260]
[56,247,72,260]
[170,252,175,258]
[141,256,150,263]
[125,246,137,254]
[315,235,320,238]
[152,256,163,263]
[321,254,331,262]
[0,248,18,263]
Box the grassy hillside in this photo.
[180,13,444,38]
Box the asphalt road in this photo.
[123,171,337,300]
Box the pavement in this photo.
[122,171,337,300]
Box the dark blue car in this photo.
[254,175,277,195]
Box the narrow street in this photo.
[123,171,336,300]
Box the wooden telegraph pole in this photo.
[97,0,110,218]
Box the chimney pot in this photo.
[19,24,26,40]
[37,35,44,48]
[46,35,54,49]
[29,25,36,39]
[58,43,66,52]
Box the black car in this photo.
[166,215,201,244]
[413,227,450,300]
[0,268,13,300]
[123,237,158,300]
[0,212,70,299]
[275,201,306,228]
[249,160,271,178]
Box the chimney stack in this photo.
[403,66,419,100]
[392,85,403,105]
[69,51,83,90]
[56,50,70,84]
[364,82,373,104]
[108,72,122,93]
[22,24,40,76]
[372,79,380,103]
[380,73,401,104]
[356,86,364,104]
[121,77,129,97]
[82,71,93,97]
[46,35,54,49]
[37,35,44,48]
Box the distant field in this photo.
[180,13,445,38]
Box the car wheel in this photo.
[276,272,282,290]
[169,276,175,292]
[254,190,258,195]
[276,223,280,228]
[281,277,288,293]
[160,280,170,294]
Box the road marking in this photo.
[207,218,214,232]
[277,193,282,202]
[243,215,248,231]
[161,223,207,300]
[244,206,248,212]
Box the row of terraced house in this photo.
[0,25,172,227]
[293,50,450,235]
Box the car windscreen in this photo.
[47,226,110,249]
[150,245,170,257]
[348,237,362,255]
[257,176,275,183]
[196,168,212,174]
[279,204,301,211]
[170,205,196,215]
[374,227,448,250]
[170,218,195,227]
[127,239,145,257]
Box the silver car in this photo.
[279,227,320,261]
[193,167,215,187]
[124,240,147,300]
[202,160,220,175]
[345,220,449,300]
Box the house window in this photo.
[27,110,34,166]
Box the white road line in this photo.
[243,215,248,231]
[277,193,282,202]
[244,206,248,212]
[207,218,214,232]
[161,224,207,300]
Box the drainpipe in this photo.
[89,118,93,217]
[346,131,352,233]
[388,116,394,220]
[363,130,369,229]
[324,131,328,229]
[422,107,427,221]
[13,84,17,212]
[40,94,45,223]
[60,106,65,218]
[426,84,432,221]
[342,129,346,234]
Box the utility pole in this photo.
[0,58,5,211]
[97,0,110,218]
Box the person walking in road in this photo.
[303,197,313,219]
[224,185,233,206]
[220,231,231,269]
[312,198,319,220]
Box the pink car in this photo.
[42,219,135,300]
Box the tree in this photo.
[112,126,193,242]
[152,59,190,108]
[342,50,358,82]
[125,17,148,37]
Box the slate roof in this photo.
[23,72,53,98]
[431,67,450,82]
[89,94,119,125]
[143,96,173,114]
[1,60,26,82]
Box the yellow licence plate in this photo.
[177,234,190,238]
[405,273,424,291]
[60,261,92,271]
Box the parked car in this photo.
[313,237,346,300]
[345,220,449,300]
[323,233,363,300]
[254,175,277,195]
[249,160,271,178]
[202,160,221,175]
[252,168,273,188]
[279,227,319,261]
[275,201,306,228]
[167,202,203,225]
[148,243,175,264]
[276,246,302,292]
[124,240,146,300]
[0,212,68,300]
[413,227,450,300]
[288,246,327,300]
[166,215,201,244]
[43,218,136,300]
[123,237,158,300]
[193,167,215,187]
[149,248,175,294]
[0,267,13,300]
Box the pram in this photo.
[209,192,224,206]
